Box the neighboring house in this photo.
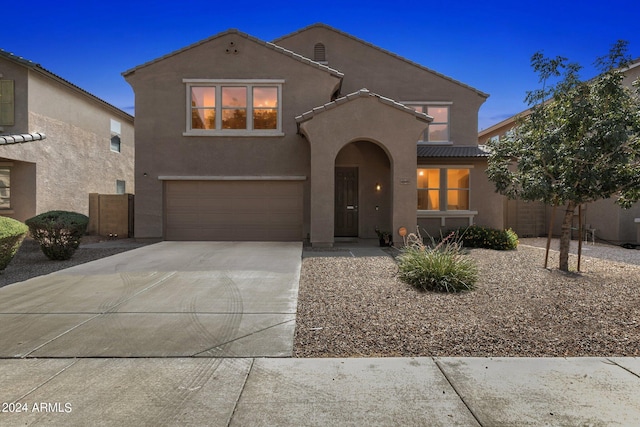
[124,23,503,245]
[0,49,134,223]
[479,59,640,244]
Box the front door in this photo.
[334,167,358,237]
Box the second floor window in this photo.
[0,80,14,126]
[185,80,283,136]
[110,119,121,152]
[407,104,450,143]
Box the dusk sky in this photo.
[3,0,640,131]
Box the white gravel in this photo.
[294,241,640,357]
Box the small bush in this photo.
[452,225,519,250]
[25,211,89,260]
[397,231,478,293]
[0,216,28,270]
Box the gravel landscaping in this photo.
[3,236,639,358]
[294,242,640,358]
[0,237,146,289]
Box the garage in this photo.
[164,179,304,241]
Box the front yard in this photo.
[294,245,640,357]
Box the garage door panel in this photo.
[165,180,303,241]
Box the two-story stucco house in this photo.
[0,49,134,223]
[124,23,503,246]
[479,59,640,244]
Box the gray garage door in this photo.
[164,180,303,241]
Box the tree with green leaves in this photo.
[487,41,640,271]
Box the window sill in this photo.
[417,141,453,145]
[183,130,284,137]
[417,210,478,227]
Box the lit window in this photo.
[0,167,10,209]
[446,169,470,210]
[185,80,282,136]
[191,87,216,129]
[110,119,121,152]
[222,86,247,129]
[407,104,450,143]
[252,87,278,130]
[417,168,469,211]
[417,168,440,210]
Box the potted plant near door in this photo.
[375,228,392,247]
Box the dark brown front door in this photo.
[335,167,358,237]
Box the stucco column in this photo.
[390,143,419,246]
[309,141,337,247]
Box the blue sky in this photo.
[3,0,640,131]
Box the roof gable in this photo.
[122,29,344,79]
[0,49,133,121]
[275,23,488,99]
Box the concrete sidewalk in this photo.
[2,357,639,426]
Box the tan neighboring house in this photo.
[479,59,640,244]
[124,23,504,245]
[0,49,134,223]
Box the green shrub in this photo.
[397,234,478,293]
[452,225,519,250]
[25,211,89,260]
[0,216,28,270]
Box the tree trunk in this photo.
[559,201,577,271]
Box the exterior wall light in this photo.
[375,183,381,191]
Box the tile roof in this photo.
[295,88,432,123]
[417,144,490,158]
[0,132,46,145]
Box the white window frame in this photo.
[183,79,284,137]
[417,165,477,226]
[403,102,452,145]
[110,119,121,153]
[116,180,126,194]
[0,163,11,210]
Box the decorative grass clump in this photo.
[25,210,89,260]
[452,225,519,250]
[397,232,478,293]
[0,216,28,270]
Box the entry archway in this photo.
[296,89,430,246]
[334,140,391,239]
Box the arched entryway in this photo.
[334,140,391,239]
[296,89,430,247]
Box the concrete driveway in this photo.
[0,241,302,358]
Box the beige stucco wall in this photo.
[548,199,640,244]
[276,26,487,146]
[125,31,341,239]
[0,58,29,133]
[0,59,134,222]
